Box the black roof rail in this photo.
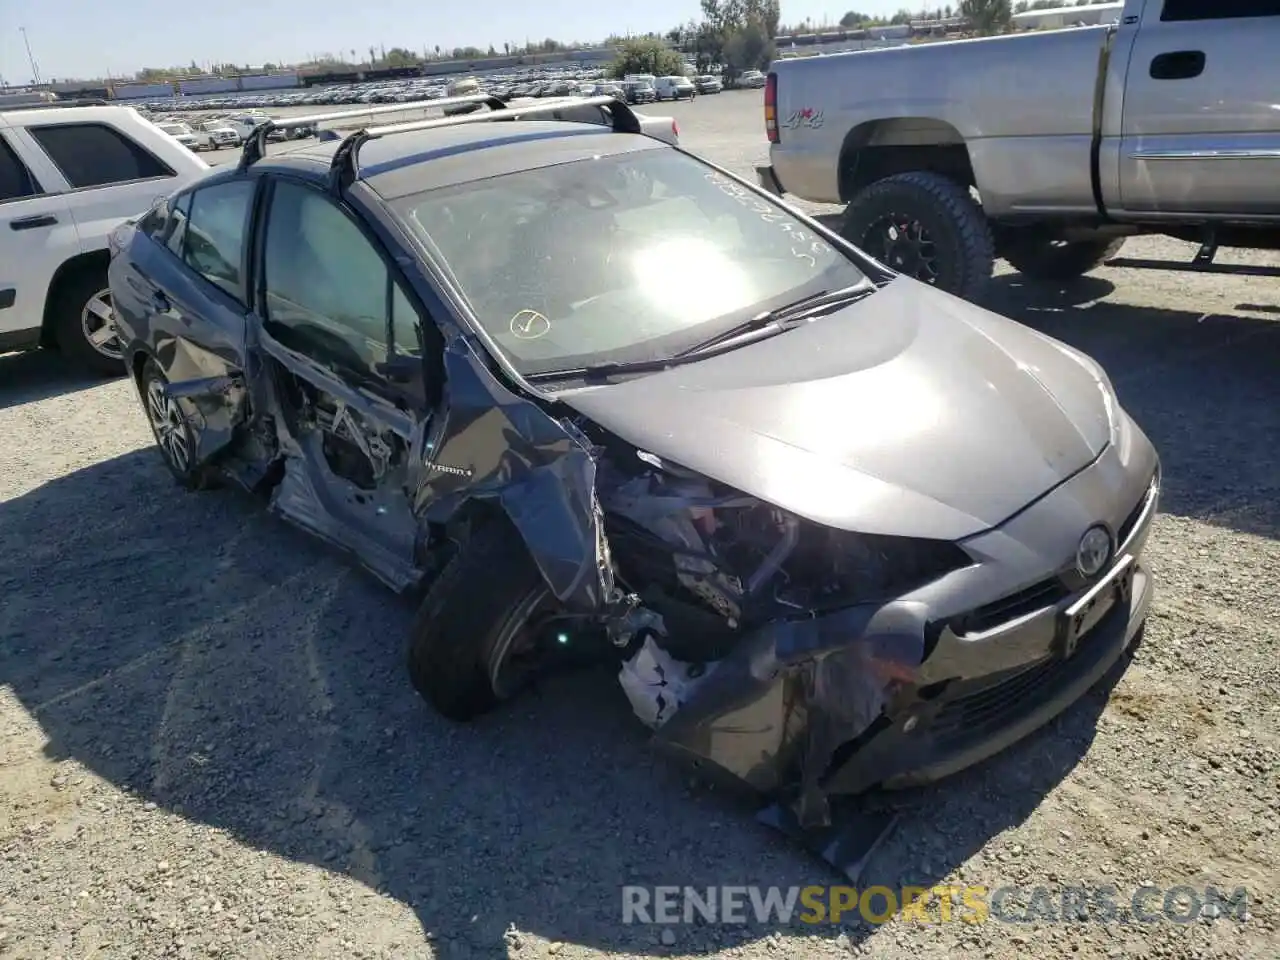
[326,94,643,191]
[1,98,110,112]
[237,93,506,171]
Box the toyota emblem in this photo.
[1076,525,1112,578]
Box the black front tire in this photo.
[842,171,995,303]
[407,518,553,721]
[1003,236,1127,283]
[51,266,125,376]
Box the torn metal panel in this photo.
[255,331,425,592]
[163,373,247,466]
[654,601,928,825]
[412,337,626,615]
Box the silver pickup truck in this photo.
[757,0,1280,300]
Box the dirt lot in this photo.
[1,90,1278,960]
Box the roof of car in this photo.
[256,118,664,198]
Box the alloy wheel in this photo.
[864,214,940,285]
[80,288,122,360]
[145,378,191,473]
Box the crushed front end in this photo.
[592,432,1159,835]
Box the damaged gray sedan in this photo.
[107,97,1159,850]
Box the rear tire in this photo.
[841,171,995,303]
[51,266,126,376]
[407,517,556,721]
[139,358,220,490]
[1003,236,1126,282]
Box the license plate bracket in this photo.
[1053,553,1135,659]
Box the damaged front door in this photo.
[253,176,435,591]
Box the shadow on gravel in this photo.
[988,274,1280,542]
[0,349,117,410]
[0,448,1126,957]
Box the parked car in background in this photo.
[654,76,696,101]
[622,80,656,105]
[107,95,1158,844]
[223,113,272,143]
[0,102,207,372]
[157,120,201,151]
[694,75,723,94]
[195,120,241,149]
[759,0,1280,301]
[736,69,767,88]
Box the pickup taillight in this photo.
[764,72,779,144]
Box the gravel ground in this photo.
[1,90,1278,960]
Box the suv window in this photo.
[262,180,420,376]
[0,134,41,202]
[181,180,255,301]
[1162,0,1279,19]
[27,122,173,189]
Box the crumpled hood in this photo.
[559,278,1112,542]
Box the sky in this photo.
[0,0,911,84]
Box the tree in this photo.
[840,10,870,26]
[698,0,779,83]
[384,47,419,67]
[609,37,686,79]
[960,0,1012,32]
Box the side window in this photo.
[182,180,255,301]
[1162,0,1279,19]
[27,122,173,189]
[262,179,420,376]
[0,135,41,202]
[165,192,192,256]
[391,283,421,356]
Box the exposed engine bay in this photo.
[591,445,965,735]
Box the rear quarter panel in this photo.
[770,28,1106,216]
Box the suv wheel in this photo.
[52,267,125,376]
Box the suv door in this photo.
[0,125,75,344]
[254,176,434,590]
[22,119,187,253]
[1119,0,1280,215]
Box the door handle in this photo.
[151,290,171,312]
[9,214,58,230]
[1150,50,1205,80]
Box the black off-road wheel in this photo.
[1002,236,1127,282]
[139,358,221,491]
[841,171,995,303]
[407,519,563,721]
[51,266,126,376]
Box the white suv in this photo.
[0,103,208,373]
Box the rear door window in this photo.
[179,180,255,301]
[0,134,41,202]
[27,122,174,189]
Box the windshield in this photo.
[390,148,866,376]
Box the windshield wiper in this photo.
[523,283,878,385]
[672,282,876,359]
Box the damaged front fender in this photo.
[414,338,630,617]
